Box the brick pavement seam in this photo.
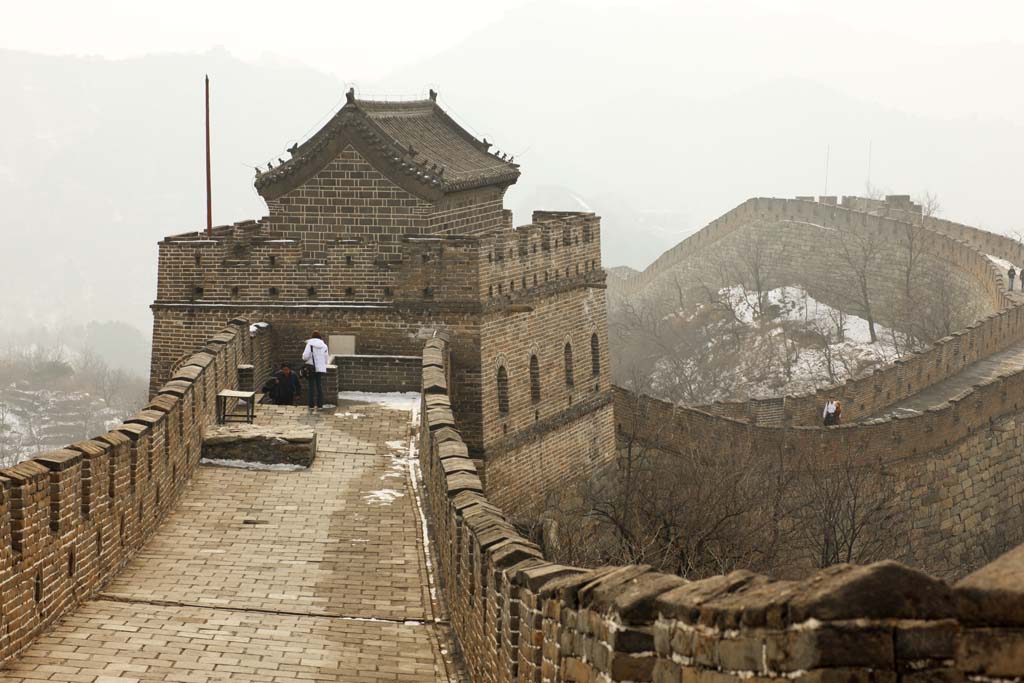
[93,594,451,626]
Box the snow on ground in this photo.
[986,255,1022,290]
[364,488,405,505]
[987,254,1016,272]
[654,285,908,401]
[199,458,306,472]
[337,391,420,411]
[722,285,899,351]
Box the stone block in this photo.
[956,628,1024,677]
[201,425,316,467]
[788,561,954,622]
[655,570,759,623]
[765,622,894,671]
[894,620,958,661]
[955,544,1024,625]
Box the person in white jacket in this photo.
[302,331,330,412]
[822,399,837,426]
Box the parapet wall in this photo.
[420,336,1024,683]
[612,386,1024,577]
[479,212,603,304]
[618,196,1018,426]
[0,319,273,665]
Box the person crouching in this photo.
[269,363,301,405]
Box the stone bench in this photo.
[202,425,316,468]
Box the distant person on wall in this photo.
[269,364,301,406]
[302,331,330,413]
[833,400,842,425]
[1010,266,1017,292]
[822,399,837,426]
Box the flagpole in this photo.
[205,74,212,237]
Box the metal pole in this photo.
[823,144,830,196]
[205,75,212,237]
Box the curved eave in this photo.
[254,104,520,203]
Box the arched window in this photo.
[591,333,600,377]
[497,366,509,415]
[529,355,541,404]
[563,342,574,387]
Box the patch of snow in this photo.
[652,284,908,401]
[200,458,306,472]
[364,488,405,505]
[987,254,1017,271]
[334,412,365,419]
[337,391,419,411]
[987,254,1021,290]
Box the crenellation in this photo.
[421,336,1024,682]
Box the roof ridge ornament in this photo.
[429,88,438,102]
[345,87,356,105]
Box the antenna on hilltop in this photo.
[205,75,213,237]
[866,140,873,191]
[823,144,831,196]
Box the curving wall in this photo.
[420,335,1024,683]
[0,319,273,665]
[615,197,1019,426]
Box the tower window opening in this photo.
[497,366,509,415]
[564,342,575,387]
[530,355,541,404]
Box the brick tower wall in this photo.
[475,213,616,516]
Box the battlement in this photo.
[420,336,1024,683]
[0,320,274,664]
[480,212,604,305]
[156,215,605,310]
[618,195,1012,427]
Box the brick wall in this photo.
[613,196,1016,426]
[612,386,1024,578]
[152,208,610,462]
[0,320,273,665]
[333,354,421,393]
[420,336,1024,683]
[469,213,615,515]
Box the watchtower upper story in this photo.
[254,89,521,257]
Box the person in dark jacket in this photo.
[269,364,302,405]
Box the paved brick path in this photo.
[0,397,457,682]
[870,341,1024,420]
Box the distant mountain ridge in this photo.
[2,5,1022,337]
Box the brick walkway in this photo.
[870,341,1024,420]
[0,396,457,682]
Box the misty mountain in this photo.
[0,47,342,335]
[2,2,1022,340]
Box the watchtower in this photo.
[150,89,615,509]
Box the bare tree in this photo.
[792,453,908,568]
[834,223,883,342]
[0,399,21,467]
[917,191,942,218]
[543,385,796,578]
[732,224,773,318]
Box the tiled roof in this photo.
[255,89,520,201]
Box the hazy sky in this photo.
[5,0,1024,82]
